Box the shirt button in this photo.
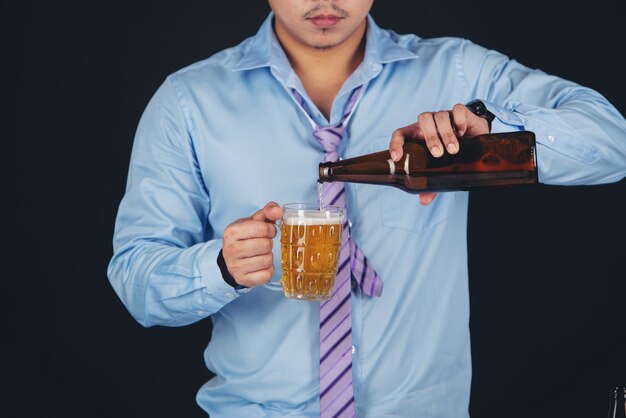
[195,310,206,315]
[501,112,509,120]
[348,220,353,228]
[351,345,356,354]
[547,134,556,143]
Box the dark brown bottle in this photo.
[608,387,626,418]
[318,131,538,193]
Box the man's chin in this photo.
[308,36,341,50]
[312,43,339,51]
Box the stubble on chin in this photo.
[312,35,340,51]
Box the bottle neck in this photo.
[319,164,332,183]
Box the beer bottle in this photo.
[608,387,626,418]
[318,131,538,194]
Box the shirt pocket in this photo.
[370,135,456,234]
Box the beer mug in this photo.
[279,203,344,301]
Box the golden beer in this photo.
[280,204,343,301]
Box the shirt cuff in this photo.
[482,100,600,165]
[217,249,249,291]
[480,100,524,132]
[196,241,250,306]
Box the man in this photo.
[108,1,626,416]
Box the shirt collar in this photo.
[233,13,419,81]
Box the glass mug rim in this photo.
[282,202,343,213]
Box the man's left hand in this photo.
[388,104,491,205]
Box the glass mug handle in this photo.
[263,220,284,292]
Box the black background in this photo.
[6,1,626,417]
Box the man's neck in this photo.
[274,21,367,119]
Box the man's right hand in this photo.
[222,202,284,288]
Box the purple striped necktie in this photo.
[292,86,383,418]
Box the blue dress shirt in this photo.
[108,13,626,418]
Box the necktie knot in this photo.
[313,124,345,158]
